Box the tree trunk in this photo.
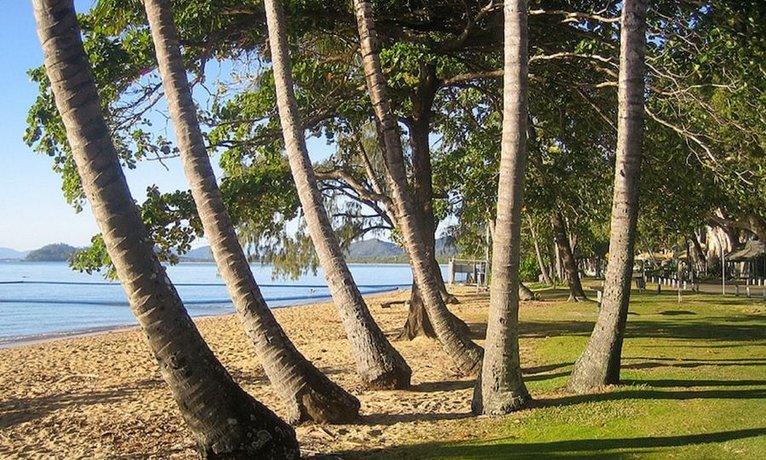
[551,211,587,301]
[398,63,467,339]
[34,0,299,456]
[472,0,531,415]
[264,0,411,389]
[568,0,647,393]
[519,282,536,301]
[528,215,553,285]
[553,236,564,283]
[144,0,360,422]
[690,232,707,272]
[398,278,470,340]
[353,0,483,375]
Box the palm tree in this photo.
[472,0,531,415]
[352,0,483,375]
[568,0,648,393]
[142,0,360,422]
[33,0,298,456]
[263,0,411,388]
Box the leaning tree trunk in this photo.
[518,282,536,301]
[529,215,553,285]
[264,0,411,389]
[568,0,647,393]
[398,63,467,340]
[472,0,531,415]
[690,232,707,273]
[551,211,587,301]
[144,0,360,422]
[354,0,483,375]
[34,0,299,456]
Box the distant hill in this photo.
[25,243,78,262]
[345,237,458,262]
[346,239,403,260]
[181,246,214,261]
[177,237,459,264]
[0,247,28,260]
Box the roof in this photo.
[726,240,766,261]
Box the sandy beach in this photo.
[0,286,521,459]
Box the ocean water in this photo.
[0,261,428,345]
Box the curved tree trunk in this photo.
[551,211,587,301]
[529,215,553,285]
[472,0,531,415]
[144,0,360,422]
[33,0,299,456]
[399,279,469,340]
[353,0,483,375]
[568,0,647,393]
[264,0,411,389]
[690,232,707,272]
[398,63,466,339]
[519,282,536,301]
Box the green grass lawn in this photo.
[356,287,766,459]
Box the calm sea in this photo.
[0,261,428,345]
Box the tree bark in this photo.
[472,0,531,415]
[519,282,536,301]
[264,0,411,389]
[34,0,299,456]
[568,0,647,393]
[553,235,564,282]
[551,211,587,301]
[528,215,553,285]
[144,0,360,422]
[353,0,483,375]
[398,278,470,340]
[690,232,707,272]
[397,62,468,339]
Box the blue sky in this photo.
[0,1,334,251]
[0,1,181,250]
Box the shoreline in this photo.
[0,285,488,458]
[0,324,140,350]
[0,288,404,350]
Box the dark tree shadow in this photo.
[360,411,473,426]
[323,428,766,459]
[409,380,474,393]
[537,387,766,408]
[625,378,766,388]
[659,310,696,316]
[623,357,766,370]
[0,385,144,429]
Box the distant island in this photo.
[24,243,78,262]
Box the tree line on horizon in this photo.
[31,0,765,457]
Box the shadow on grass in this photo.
[333,428,766,459]
[623,356,766,370]
[658,310,696,316]
[531,288,599,302]
[507,316,766,343]
[539,386,766,408]
[626,378,766,388]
